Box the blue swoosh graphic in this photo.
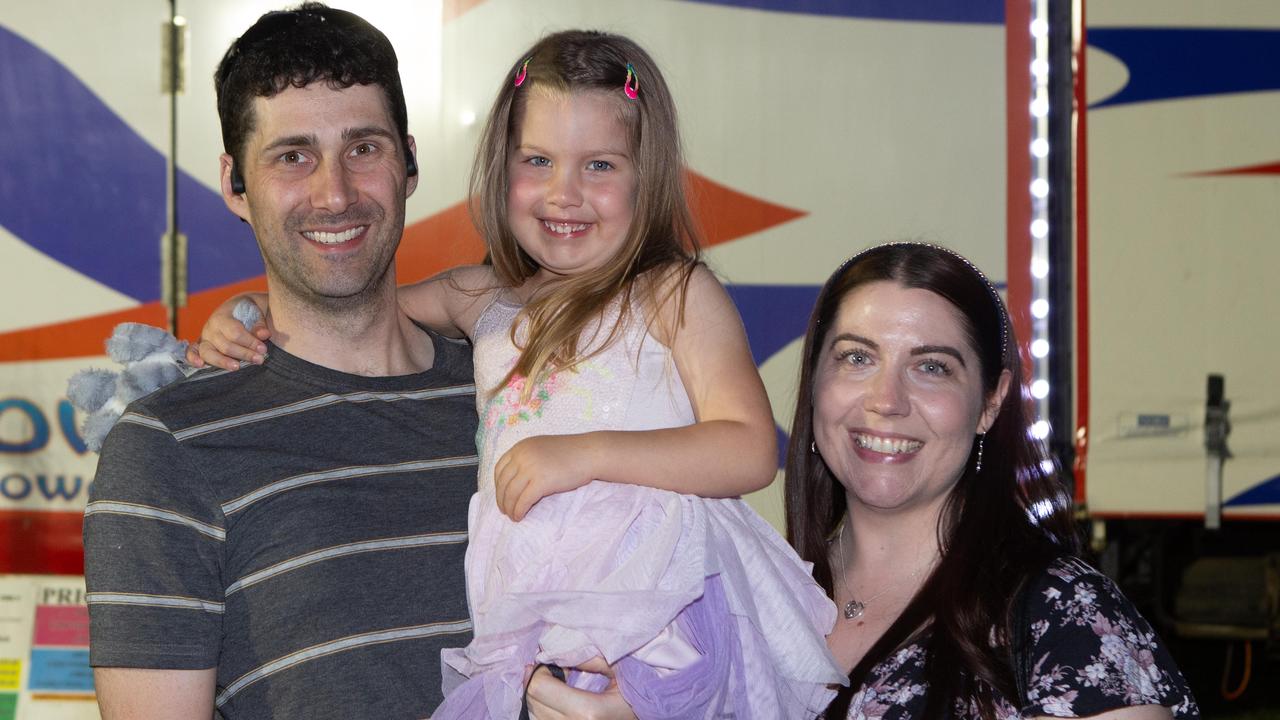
[726,284,821,367]
[728,283,821,468]
[1225,473,1280,507]
[683,0,1001,24]
[0,24,259,302]
[1089,28,1280,109]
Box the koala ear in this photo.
[70,320,193,454]
[66,368,120,414]
[106,323,186,362]
[121,362,187,402]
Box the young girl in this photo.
[198,30,843,718]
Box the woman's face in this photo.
[812,281,1009,516]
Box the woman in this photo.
[786,242,1198,719]
[526,241,1198,718]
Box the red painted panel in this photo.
[0,511,85,575]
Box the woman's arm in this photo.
[1017,560,1196,720]
[495,265,778,520]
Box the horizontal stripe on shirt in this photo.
[221,455,479,515]
[225,531,468,596]
[215,619,474,706]
[175,384,476,441]
[87,591,225,614]
[84,500,226,540]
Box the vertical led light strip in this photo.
[1028,0,1053,451]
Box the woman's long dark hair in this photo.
[784,243,1080,719]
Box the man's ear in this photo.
[978,368,1013,434]
[405,135,419,198]
[220,154,251,222]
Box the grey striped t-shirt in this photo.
[84,331,477,718]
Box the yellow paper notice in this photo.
[0,659,19,691]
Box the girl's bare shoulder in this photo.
[443,264,501,293]
[639,262,725,347]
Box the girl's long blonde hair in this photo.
[469,30,701,395]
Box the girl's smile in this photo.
[506,89,636,283]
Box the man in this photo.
[83,5,476,717]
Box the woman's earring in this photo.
[810,440,817,454]
[974,433,985,474]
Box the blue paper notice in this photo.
[28,649,93,693]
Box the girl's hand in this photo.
[524,663,635,720]
[187,297,271,371]
[494,434,597,521]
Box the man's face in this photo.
[221,83,417,311]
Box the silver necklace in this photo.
[833,523,926,621]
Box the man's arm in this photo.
[85,405,225,716]
[95,667,217,719]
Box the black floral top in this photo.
[843,557,1199,719]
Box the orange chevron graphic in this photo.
[0,171,804,363]
[395,171,807,283]
[687,171,807,251]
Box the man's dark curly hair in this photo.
[213,2,409,169]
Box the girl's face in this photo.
[506,90,637,284]
[811,281,1008,517]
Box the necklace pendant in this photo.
[843,599,866,620]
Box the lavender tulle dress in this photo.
[433,293,843,719]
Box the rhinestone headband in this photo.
[821,241,1010,365]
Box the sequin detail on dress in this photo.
[482,371,564,430]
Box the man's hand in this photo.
[524,663,636,720]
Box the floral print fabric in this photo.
[845,556,1198,719]
[481,370,566,431]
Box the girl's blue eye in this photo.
[588,160,613,171]
[528,156,550,167]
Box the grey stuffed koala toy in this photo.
[66,299,263,452]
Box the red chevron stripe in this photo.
[1191,160,1280,177]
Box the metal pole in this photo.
[162,1,187,335]
[1203,374,1231,530]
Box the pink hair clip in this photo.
[624,63,639,99]
[514,57,530,87]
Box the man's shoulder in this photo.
[89,366,270,506]
[102,362,303,455]
[123,362,275,428]
[422,328,475,381]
